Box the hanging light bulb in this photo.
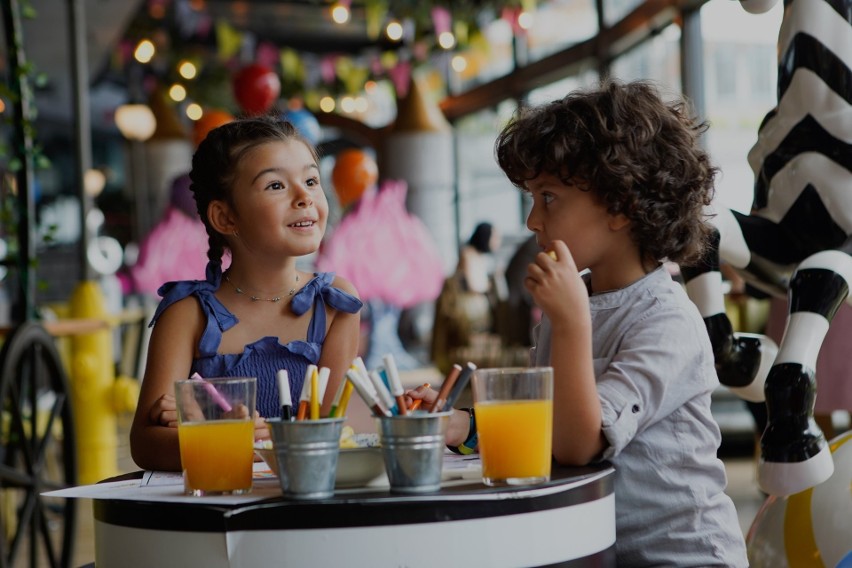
[331,1,351,24]
[115,104,157,141]
[134,39,156,64]
[438,31,456,50]
[169,84,187,102]
[386,20,403,41]
[178,60,198,80]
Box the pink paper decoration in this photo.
[389,61,411,98]
[316,179,444,308]
[431,7,451,35]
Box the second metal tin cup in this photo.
[378,412,451,493]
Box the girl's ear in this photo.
[608,213,630,232]
[207,199,237,236]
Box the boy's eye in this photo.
[306,177,319,187]
[542,193,555,204]
[266,181,285,191]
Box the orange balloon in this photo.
[332,149,379,208]
[193,109,235,147]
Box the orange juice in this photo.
[474,399,553,484]
[178,419,254,494]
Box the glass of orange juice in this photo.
[472,367,553,486]
[175,376,256,496]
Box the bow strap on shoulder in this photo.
[149,262,238,355]
[290,272,363,344]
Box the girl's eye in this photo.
[306,177,320,187]
[542,193,555,205]
[266,181,285,191]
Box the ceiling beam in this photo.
[440,0,707,121]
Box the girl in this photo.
[130,116,362,472]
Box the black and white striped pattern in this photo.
[682,0,852,496]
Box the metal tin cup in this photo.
[378,412,451,493]
[267,417,345,500]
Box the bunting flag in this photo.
[431,6,451,36]
[365,0,387,40]
[453,20,469,47]
[281,48,305,83]
[215,19,243,60]
[389,61,412,98]
[320,55,338,85]
[256,42,280,71]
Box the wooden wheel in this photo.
[0,322,77,568]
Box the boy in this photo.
[494,80,748,567]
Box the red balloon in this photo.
[232,64,281,115]
[332,149,379,208]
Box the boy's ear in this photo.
[608,213,630,232]
[207,199,237,235]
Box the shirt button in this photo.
[632,404,640,413]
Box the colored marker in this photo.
[430,364,462,413]
[328,378,346,417]
[383,354,408,416]
[317,366,330,408]
[296,364,316,420]
[309,366,320,420]
[443,362,477,411]
[191,372,232,412]
[276,369,293,421]
[369,370,396,415]
[346,368,391,417]
[333,380,355,418]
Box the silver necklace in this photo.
[224,273,299,303]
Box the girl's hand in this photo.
[149,394,178,428]
[524,240,589,327]
[253,411,270,442]
[403,383,437,411]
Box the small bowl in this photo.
[335,447,385,488]
[256,439,385,489]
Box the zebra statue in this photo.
[681,0,852,497]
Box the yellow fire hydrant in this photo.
[68,280,139,484]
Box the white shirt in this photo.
[532,266,748,567]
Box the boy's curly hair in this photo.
[189,114,318,268]
[494,79,717,265]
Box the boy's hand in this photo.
[525,240,590,327]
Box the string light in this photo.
[169,84,187,102]
[319,96,336,113]
[340,96,356,113]
[451,54,468,73]
[438,31,456,49]
[186,103,203,120]
[386,20,403,41]
[331,1,350,24]
[134,39,155,63]
[178,61,197,79]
